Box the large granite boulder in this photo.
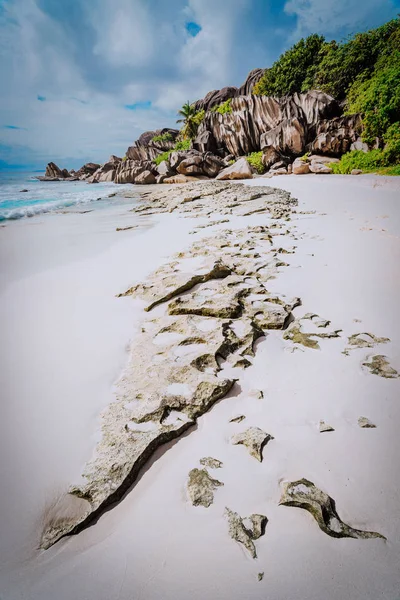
[114,159,153,184]
[260,117,306,155]
[238,68,266,96]
[135,170,156,185]
[175,151,225,178]
[311,114,362,156]
[292,157,310,174]
[126,128,179,162]
[45,162,67,179]
[197,91,340,157]
[92,155,122,182]
[216,157,253,180]
[75,162,101,179]
[193,67,266,112]
[193,129,218,154]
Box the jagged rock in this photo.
[319,420,335,433]
[283,319,341,349]
[261,117,306,156]
[126,128,179,162]
[199,457,223,469]
[279,479,385,539]
[307,155,340,164]
[163,174,207,184]
[197,91,339,157]
[45,162,67,179]
[358,416,376,429]
[270,166,288,175]
[225,508,268,558]
[311,114,362,156]
[262,146,283,170]
[120,259,232,310]
[238,68,266,96]
[92,157,122,183]
[157,160,173,177]
[348,332,390,349]
[309,160,332,174]
[187,468,223,507]
[230,415,246,423]
[135,170,156,185]
[216,157,253,180]
[193,129,218,154]
[193,68,266,112]
[292,157,310,174]
[40,183,298,549]
[177,155,204,176]
[75,162,101,178]
[362,355,399,378]
[258,572,264,582]
[202,153,225,178]
[302,313,330,328]
[350,138,369,153]
[231,427,273,461]
[115,160,153,184]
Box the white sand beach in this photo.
[0,175,399,600]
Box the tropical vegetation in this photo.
[253,17,400,169]
[176,102,205,139]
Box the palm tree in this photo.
[177,101,198,139]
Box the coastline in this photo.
[0,175,399,599]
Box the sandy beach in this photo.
[0,175,399,600]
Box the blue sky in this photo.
[0,0,399,169]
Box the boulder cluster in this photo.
[41,72,369,185]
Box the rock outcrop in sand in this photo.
[362,355,399,378]
[225,508,268,558]
[231,427,274,461]
[187,468,224,507]
[40,181,298,549]
[279,479,385,539]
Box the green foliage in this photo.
[177,102,205,139]
[383,122,400,163]
[346,38,400,143]
[253,34,326,96]
[153,139,193,166]
[211,98,233,115]
[314,19,400,99]
[122,156,127,162]
[246,151,265,174]
[151,132,174,144]
[154,151,172,166]
[174,139,191,151]
[330,149,392,174]
[253,17,400,103]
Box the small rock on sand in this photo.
[199,457,223,469]
[358,416,377,428]
[319,420,335,433]
[231,427,274,462]
[187,468,224,507]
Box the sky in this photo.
[0,0,399,169]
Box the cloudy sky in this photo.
[0,0,399,169]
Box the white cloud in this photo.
[284,0,397,37]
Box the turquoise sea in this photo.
[0,171,121,221]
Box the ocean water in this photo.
[0,170,122,221]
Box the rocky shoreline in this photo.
[40,77,368,187]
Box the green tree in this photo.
[176,102,204,139]
[253,34,326,97]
